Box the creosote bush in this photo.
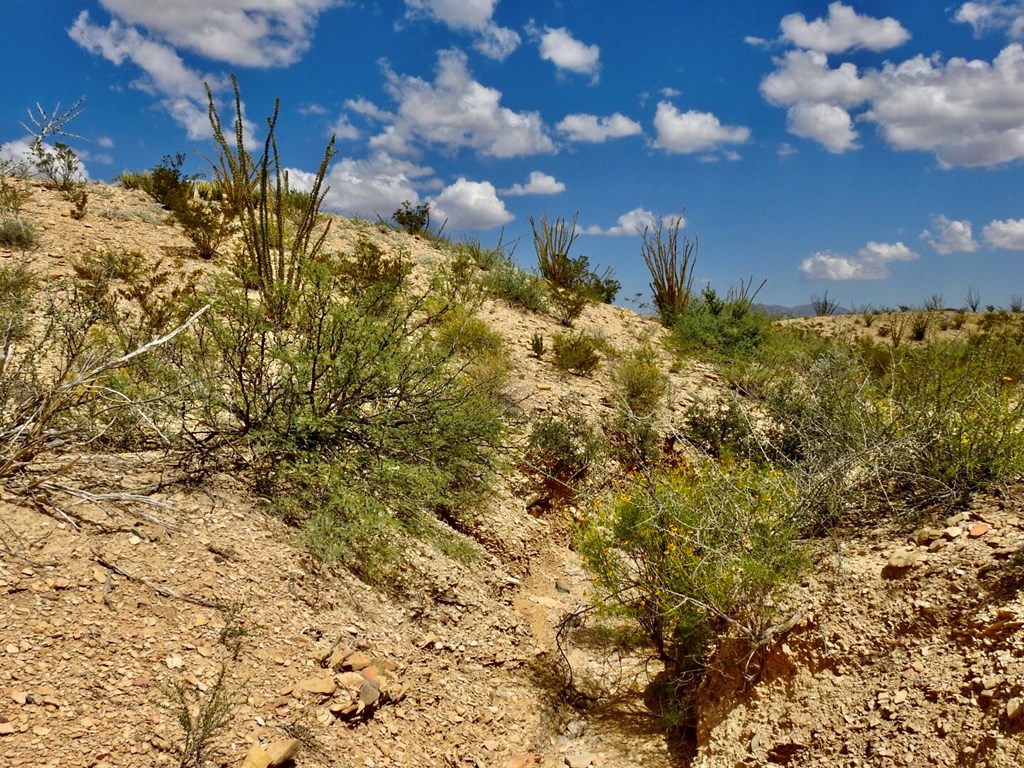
[524,410,605,501]
[579,459,806,697]
[551,330,603,376]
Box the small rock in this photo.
[913,528,945,546]
[565,754,595,768]
[296,676,336,695]
[969,523,991,538]
[555,580,572,594]
[1007,698,1024,722]
[942,526,963,540]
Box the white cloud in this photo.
[69,12,225,139]
[779,2,910,53]
[556,113,642,143]
[652,102,750,155]
[429,178,513,230]
[581,208,682,237]
[760,50,873,108]
[289,151,434,219]
[502,171,565,196]
[983,217,1024,249]
[330,116,360,141]
[97,136,115,149]
[800,241,917,280]
[921,215,979,254]
[863,45,1024,168]
[372,49,554,158]
[404,0,520,60]
[94,0,341,67]
[787,102,859,153]
[955,2,1024,38]
[535,26,600,80]
[760,10,1024,167]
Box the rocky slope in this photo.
[1,180,1023,768]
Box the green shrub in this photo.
[578,459,806,681]
[612,346,668,417]
[669,287,771,360]
[70,249,146,284]
[171,198,236,260]
[335,236,411,299]
[206,76,334,324]
[551,330,603,376]
[482,259,548,312]
[640,214,695,324]
[531,212,618,318]
[392,201,430,235]
[524,411,605,500]
[177,251,507,570]
[0,217,37,249]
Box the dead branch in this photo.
[93,554,228,610]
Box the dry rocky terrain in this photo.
[1,180,1023,767]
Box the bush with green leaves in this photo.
[551,330,603,376]
[530,212,619,322]
[578,459,806,690]
[670,286,771,360]
[206,75,334,323]
[175,251,508,572]
[0,217,37,249]
[481,258,548,313]
[392,201,431,235]
[523,410,605,501]
[761,335,1024,530]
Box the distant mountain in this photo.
[759,303,851,318]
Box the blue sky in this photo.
[4,1,1024,310]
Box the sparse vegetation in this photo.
[551,330,603,376]
[640,214,695,324]
[810,290,840,316]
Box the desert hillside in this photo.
[1,178,1024,768]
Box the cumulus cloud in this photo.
[863,45,1024,168]
[555,113,642,143]
[779,2,910,53]
[92,0,341,67]
[288,151,434,219]
[534,25,600,81]
[372,49,554,158]
[921,215,979,254]
[983,217,1024,249]
[502,171,565,196]
[652,102,750,155]
[760,50,873,108]
[581,208,683,237]
[800,241,917,280]
[404,0,520,60]
[787,103,859,153]
[760,8,1024,166]
[955,2,1024,38]
[69,11,227,139]
[429,178,513,230]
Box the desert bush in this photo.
[551,330,603,376]
[640,214,695,324]
[578,459,806,686]
[392,201,430,235]
[206,75,334,323]
[165,665,237,768]
[177,250,507,559]
[0,175,32,217]
[923,293,945,312]
[531,212,618,318]
[524,410,605,500]
[810,291,840,316]
[612,345,668,417]
[910,311,930,342]
[172,198,237,260]
[669,286,771,360]
[0,217,37,249]
[482,258,548,312]
[965,286,981,312]
[681,396,768,462]
[760,336,1024,529]
[70,249,146,284]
